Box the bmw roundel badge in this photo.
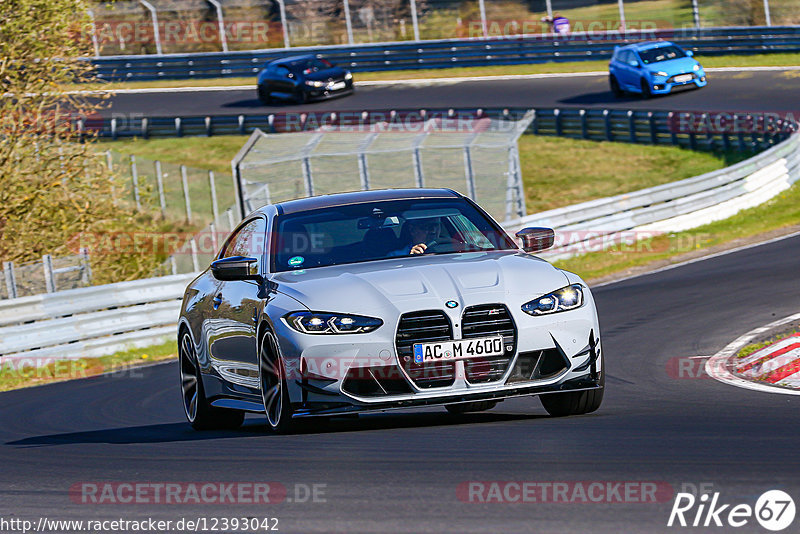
[445,300,459,309]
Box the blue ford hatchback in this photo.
[609,41,707,98]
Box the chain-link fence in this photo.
[1,251,92,300]
[232,111,533,224]
[87,0,794,56]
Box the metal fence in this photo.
[103,150,238,226]
[232,112,534,222]
[86,0,797,57]
[90,25,800,80]
[1,251,92,300]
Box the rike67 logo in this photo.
[668,490,795,531]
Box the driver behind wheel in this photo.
[389,217,441,256]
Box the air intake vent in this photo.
[395,310,455,389]
[461,304,516,383]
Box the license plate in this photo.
[328,81,346,90]
[674,74,693,83]
[413,336,504,364]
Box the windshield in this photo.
[271,198,517,272]
[638,45,686,64]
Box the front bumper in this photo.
[273,291,602,416]
[650,73,707,94]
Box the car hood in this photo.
[271,251,571,316]
[647,56,700,75]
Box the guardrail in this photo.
[90,26,800,81]
[91,107,793,155]
[503,132,800,259]
[0,273,194,364]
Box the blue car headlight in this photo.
[654,71,668,77]
[522,285,584,316]
[285,311,383,334]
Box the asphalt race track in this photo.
[2,233,800,533]
[103,69,800,118]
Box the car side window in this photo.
[221,218,267,260]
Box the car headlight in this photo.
[284,311,383,334]
[522,285,584,316]
[693,64,701,71]
[344,71,353,80]
[305,80,325,87]
[654,71,668,77]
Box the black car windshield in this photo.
[272,198,517,272]
[291,58,333,74]
[638,45,686,64]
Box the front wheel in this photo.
[609,75,623,97]
[259,329,296,434]
[257,85,272,105]
[640,78,652,99]
[180,331,245,430]
[540,367,604,417]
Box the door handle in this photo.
[213,293,222,310]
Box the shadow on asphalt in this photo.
[559,91,645,106]
[6,411,550,446]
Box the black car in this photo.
[256,54,354,105]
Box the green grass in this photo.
[73,52,800,91]
[554,182,800,281]
[518,136,744,213]
[0,340,177,392]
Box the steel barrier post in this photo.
[478,0,488,38]
[3,262,17,299]
[207,0,229,52]
[763,0,772,26]
[618,0,626,30]
[155,160,167,217]
[343,0,355,44]
[80,248,92,285]
[691,0,700,28]
[209,171,220,224]
[87,9,101,58]
[130,155,141,210]
[409,0,420,41]
[138,0,163,55]
[276,0,290,48]
[43,255,56,293]
[181,165,193,223]
[190,238,200,272]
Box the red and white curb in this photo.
[706,312,800,396]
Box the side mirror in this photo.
[516,227,555,253]
[686,50,694,57]
[211,256,261,281]
[628,60,640,68]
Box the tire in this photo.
[609,75,622,97]
[179,331,245,431]
[640,78,652,99]
[294,88,308,105]
[257,85,272,105]
[445,400,497,414]
[540,364,604,417]
[259,329,296,434]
